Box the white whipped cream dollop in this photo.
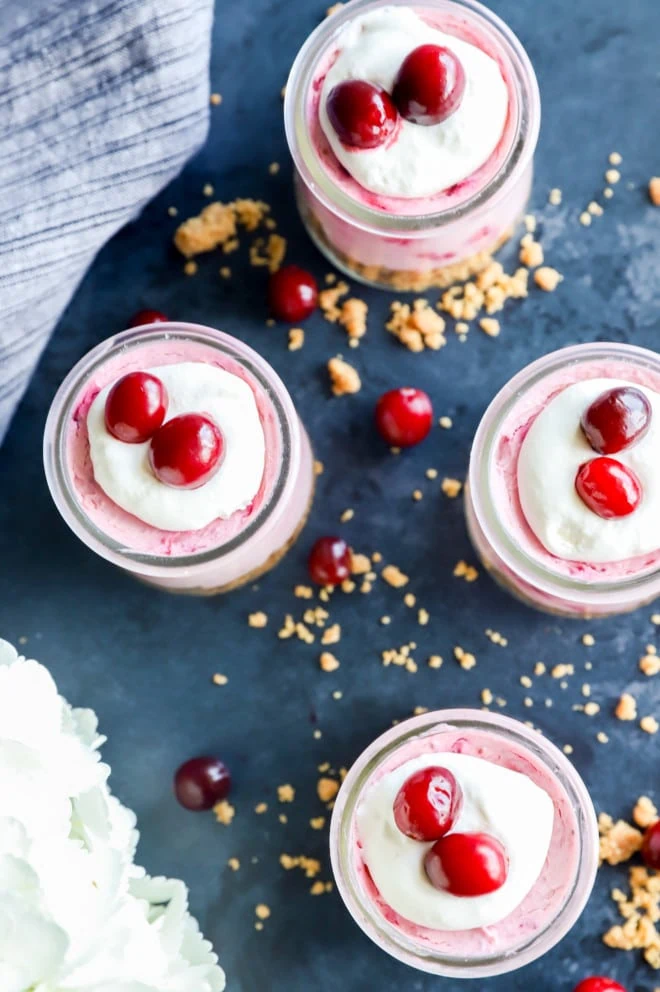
[358,752,554,931]
[319,7,509,199]
[0,638,225,992]
[88,362,266,532]
[518,378,660,564]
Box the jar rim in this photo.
[329,708,598,978]
[43,323,298,577]
[284,0,541,235]
[468,341,660,606]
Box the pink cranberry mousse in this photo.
[45,324,314,593]
[285,0,539,290]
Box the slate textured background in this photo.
[1,0,659,989]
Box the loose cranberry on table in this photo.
[149,413,224,489]
[104,371,168,443]
[424,832,508,897]
[268,265,318,323]
[581,386,651,454]
[575,457,642,519]
[392,44,466,126]
[128,308,169,327]
[393,766,462,842]
[308,536,352,586]
[641,819,660,869]
[573,978,627,992]
[326,79,398,149]
[174,756,232,811]
[375,387,433,448]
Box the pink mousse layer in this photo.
[492,358,660,581]
[308,6,517,218]
[354,725,578,956]
[67,340,281,557]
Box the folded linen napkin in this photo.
[0,0,214,445]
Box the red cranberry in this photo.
[375,388,433,448]
[573,979,627,992]
[642,820,660,870]
[128,308,169,327]
[174,756,231,811]
[581,386,651,455]
[268,265,318,323]
[392,44,466,126]
[393,766,463,842]
[575,457,642,519]
[149,413,224,489]
[104,372,168,443]
[326,80,398,149]
[424,832,508,896]
[308,536,351,586]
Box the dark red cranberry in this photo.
[581,386,651,454]
[375,388,433,447]
[392,44,466,126]
[174,756,231,811]
[424,832,508,897]
[268,265,318,323]
[393,766,463,841]
[149,413,223,489]
[575,457,642,519]
[104,372,168,443]
[128,309,169,327]
[572,979,627,992]
[642,820,660,870]
[326,80,398,149]
[308,536,351,586]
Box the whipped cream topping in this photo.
[88,362,266,532]
[319,7,509,199]
[518,378,660,564]
[357,752,553,931]
[0,638,225,992]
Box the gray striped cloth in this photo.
[0,0,213,445]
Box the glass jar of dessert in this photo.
[466,342,660,617]
[44,322,314,594]
[284,0,540,292]
[330,709,598,978]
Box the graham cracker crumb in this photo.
[428,655,443,669]
[280,853,321,877]
[210,93,223,106]
[310,816,326,830]
[167,205,178,217]
[551,664,574,679]
[288,328,305,351]
[641,716,659,735]
[174,201,239,257]
[321,624,341,646]
[563,744,573,755]
[314,459,324,476]
[227,857,240,871]
[339,298,368,340]
[633,796,658,829]
[183,260,198,276]
[351,552,371,575]
[412,489,423,502]
[481,688,493,705]
[328,357,361,396]
[213,800,235,826]
[479,317,501,338]
[599,814,643,865]
[454,645,476,670]
[268,162,280,175]
[439,416,453,429]
[255,904,271,920]
[615,693,637,721]
[326,0,344,12]
[520,675,532,688]
[641,650,660,676]
[387,300,446,352]
[219,266,231,279]
[319,651,340,672]
[382,565,409,588]
[442,477,463,499]
[294,585,313,599]
[278,784,295,803]
[404,593,416,607]
[340,508,354,522]
[255,802,268,814]
[588,201,604,217]
[317,778,339,803]
[418,608,429,626]
[453,560,479,582]
[519,240,544,268]
[549,188,562,205]
[203,183,214,198]
[212,673,228,686]
[582,633,595,646]
[534,662,546,675]
[649,178,660,206]
[248,611,268,628]
[319,281,350,321]
[609,152,622,166]
[584,701,600,716]
[249,233,287,273]
[534,266,563,292]
[605,168,621,184]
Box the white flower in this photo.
[0,640,225,992]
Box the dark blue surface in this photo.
[1,1,660,989]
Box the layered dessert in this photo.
[466,343,660,616]
[330,710,598,977]
[44,324,314,593]
[285,0,540,291]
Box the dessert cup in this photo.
[466,342,660,617]
[44,323,314,594]
[284,0,540,291]
[330,709,598,978]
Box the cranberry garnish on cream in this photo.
[581,385,652,454]
[375,387,433,447]
[393,766,462,841]
[308,536,352,585]
[105,371,168,443]
[174,756,232,811]
[575,457,642,519]
[326,79,399,149]
[424,832,508,896]
[392,44,466,125]
[149,413,224,489]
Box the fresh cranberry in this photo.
[104,372,168,443]
[308,536,351,586]
[149,413,224,489]
[375,388,433,447]
[642,820,660,869]
[393,766,463,841]
[326,80,398,149]
[573,978,627,992]
[575,457,642,519]
[174,756,231,811]
[392,44,466,126]
[128,308,169,327]
[581,386,651,455]
[268,265,318,323]
[424,832,508,896]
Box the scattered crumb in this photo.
[633,796,658,829]
[441,477,463,499]
[479,317,501,338]
[551,664,574,679]
[255,802,268,814]
[319,651,340,673]
[338,298,368,340]
[588,201,604,217]
[327,357,361,396]
[325,1,344,13]
[382,565,409,588]
[609,152,622,166]
[314,459,324,476]
[439,416,453,429]
[280,853,321,877]
[404,593,416,607]
[520,675,533,688]
[582,633,595,646]
[248,611,268,628]
[310,817,326,830]
[212,673,228,686]
[213,800,235,826]
[453,560,478,582]
[549,188,562,205]
[418,608,429,626]
[534,662,546,676]
[269,162,280,175]
[640,648,660,676]
[167,205,178,217]
[481,688,493,705]
[255,904,271,921]
[428,655,443,669]
[249,233,287,273]
[319,281,350,322]
[599,812,643,865]
[210,93,223,106]
[183,260,198,276]
[219,266,231,279]
[295,585,313,599]
[519,240,544,268]
[584,701,600,717]
[641,716,659,735]
[288,328,305,351]
[563,744,573,755]
[605,168,621,185]
[604,187,614,199]
[386,299,446,352]
[412,489,423,501]
[321,624,341,645]
[534,266,563,292]
[426,468,438,480]
[615,693,637,721]
[317,778,339,803]
[649,178,660,207]
[278,784,295,803]
[175,199,270,257]
[227,857,240,871]
[454,646,476,671]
